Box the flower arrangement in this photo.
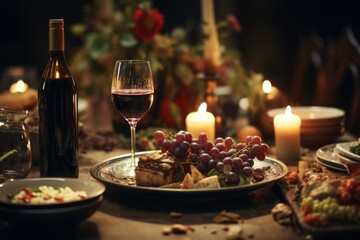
[70,0,261,132]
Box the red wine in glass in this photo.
[111,89,154,123]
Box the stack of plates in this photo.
[267,106,345,148]
[316,141,360,172]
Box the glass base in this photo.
[115,156,138,178]
[0,170,27,183]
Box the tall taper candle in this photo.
[201,0,221,68]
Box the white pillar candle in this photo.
[186,102,215,141]
[274,105,301,160]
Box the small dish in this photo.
[0,178,105,227]
[336,141,360,162]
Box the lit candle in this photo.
[201,0,221,68]
[262,79,282,109]
[186,102,215,141]
[273,105,301,160]
[9,79,29,93]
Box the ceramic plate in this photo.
[316,157,347,172]
[316,144,347,172]
[90,151,288,203]
[0,178,105,226]
[336,141,360,162]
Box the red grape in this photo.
[184,132,193,143]
[216,161,225,173]
[210,147,220,158]
[215,143,226,152]
[214,137,225,144]
[161,140,171,150]
[224,137,234,148]
[261,143,270,153]
[223,157,232,166]
[190,142,200,153]
[154,130,165,142]
[242,167,253,177]
[226,172,240,185]
[175,133,185,142]
[219,151,228,160]
[235,142,246,151]
[198,132,208,143]
[199,153,211,164]
[256,152,266,160]
[231,157,242,167]
[203,141,214,152]
[251,135,262,144]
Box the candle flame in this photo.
[262,80,272,94]
[285,105,292,117]
[9,79,29,93]
[198,102,207,113]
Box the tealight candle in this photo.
[262,79,282,109]
[186,102,215,141]
[9,79,29,93]
[273,105,301,160]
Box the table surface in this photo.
[0,99,357,240]
[0,148,311,240]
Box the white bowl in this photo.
[267,106,345,126]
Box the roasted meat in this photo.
[135,152,185,186]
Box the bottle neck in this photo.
[42,19,72,79]
[49,24,64,51]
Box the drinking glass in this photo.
[111,60,154,176]
[0,108,32,182]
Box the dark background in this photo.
[0,0,359,92]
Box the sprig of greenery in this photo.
[0,149,17,162]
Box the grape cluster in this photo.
[301,196,360,225]
[153,130,269,186]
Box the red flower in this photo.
[134,8,164,42]
[227,14,242,33]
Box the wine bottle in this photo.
[38,19,79,177]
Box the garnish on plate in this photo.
[135,130,269,188]
[8,185,87,204]
[349,138,360,156]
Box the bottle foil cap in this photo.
[49,19,64,28]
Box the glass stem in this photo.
[129,122,137,168]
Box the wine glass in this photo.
[111,60,154,176]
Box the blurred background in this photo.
[0,0,360,144]
[1,0,359,92]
